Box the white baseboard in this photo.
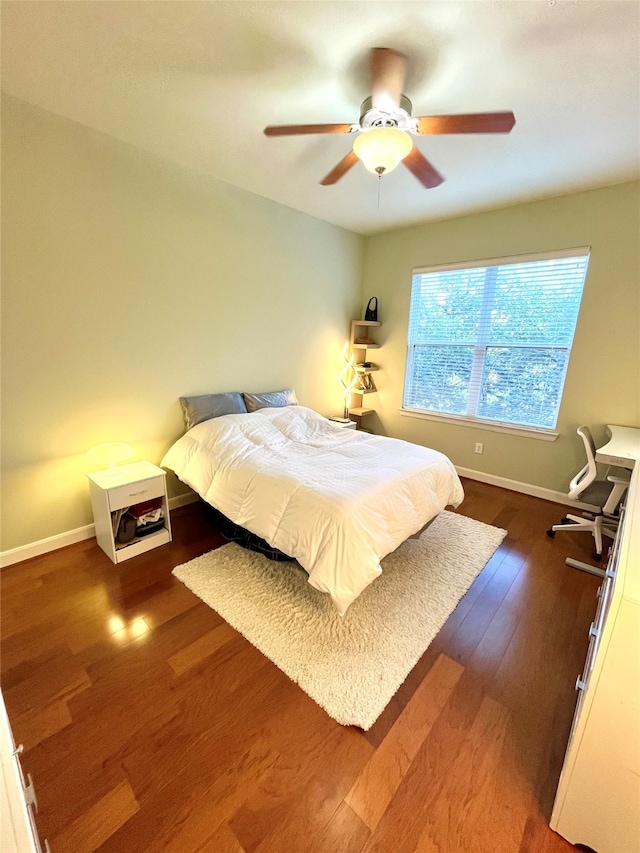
[0,474,592,571]
[168,492,199,510]
[0,491,199,569]
[0,524,96,569]
[455,466,598,512]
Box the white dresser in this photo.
[551,465,640,852]
[0,692,48,852]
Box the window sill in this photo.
[399,408,559,441]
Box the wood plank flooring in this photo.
[1,479,602,852]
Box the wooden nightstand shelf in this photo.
[349,319,381,423]
[87,461,172,563]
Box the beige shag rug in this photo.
[172,511,506,730]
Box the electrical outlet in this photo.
[475,442,484,454]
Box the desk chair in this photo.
[547,426,630,560]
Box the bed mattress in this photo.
[162,405,464,614]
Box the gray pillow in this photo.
[179,392,247,430]
[243,389,298,413]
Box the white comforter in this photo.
[162,406,464,614]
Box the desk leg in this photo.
[602,477,630,515]
[565,558,605,578]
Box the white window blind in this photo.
[403,249,590,431]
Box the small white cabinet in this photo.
[87,461,172,563]
[328,418,357,430]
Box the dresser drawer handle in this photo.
[575,675,587,692]
[24,772,38,811]
[128,490,148,498]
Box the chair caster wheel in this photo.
[546,529,556,538]
[561,517,569,523]
[593,551,603,561]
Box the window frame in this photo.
[401,247,591,438]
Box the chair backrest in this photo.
[567,425,599,500]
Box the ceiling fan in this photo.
[264,48,515,188]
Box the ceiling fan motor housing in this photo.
[263,47,515,189]
[359,95,415,132]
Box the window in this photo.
[403,248,590,432]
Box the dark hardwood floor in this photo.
[1,479,602,852]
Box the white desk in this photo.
[566,424,639,576]
[596,425,640,469]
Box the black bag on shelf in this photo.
[116,512,137,544]
[364,297,378,321]
[135,519,165,537]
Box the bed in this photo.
[161,403,464,614]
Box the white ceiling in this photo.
[2,1,639,235]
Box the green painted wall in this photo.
[2,92,638,554]
[362,181,640,494]
[1,96,363,551]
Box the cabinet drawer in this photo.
[108,477,165,511]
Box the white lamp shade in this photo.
[352,127,413,175]
[86,442,135,471]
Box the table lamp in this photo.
[339,343,358,420]
[86,442,135,475]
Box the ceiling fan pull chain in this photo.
[377,174,381,210]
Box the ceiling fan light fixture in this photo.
[352,126,413,176]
